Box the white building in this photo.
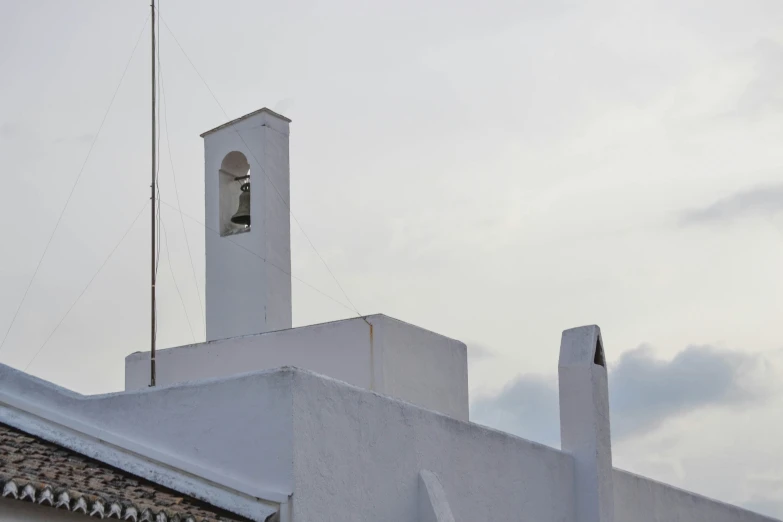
[0,108,777,522]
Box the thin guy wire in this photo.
[159,200,359,315]
[160,61,206,337]
[157,15,361,318]
[161,216,196,343]
[24,201,150,371]
[0,15,151,356]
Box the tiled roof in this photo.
[0,422,268,521]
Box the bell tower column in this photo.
[201,108,292,342]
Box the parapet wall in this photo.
[125,314,469,421]
[1,358,777,522]
[614,469,777,522]
[7,319,777,522]
[290,368,577,522]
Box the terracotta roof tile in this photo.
[0,423,268,522]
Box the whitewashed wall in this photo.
[286,368,779,522]
[202,108,292,341]
[614,470,777,522]
[125,315,469,421]
[125,318,374,391]
[3,336,780,522]
[0,364,284,521]
[290,369,577,522]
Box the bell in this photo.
[231,182,251,227]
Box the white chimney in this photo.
[559,325,615,522]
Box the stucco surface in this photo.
[418,470,456,522]
[0,363,287,520]
[290,369,577,522]
[613,469,778,522]
[126,318,373,392]
[203,109,292,341]
[2,358,778,522]
[372,316,468,421]
[126,315,469,421]
[559,326,614,522]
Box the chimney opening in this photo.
[593,336,605,367]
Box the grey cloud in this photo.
[610,344,766,438]
[471,344,770,447]
[680,184,783,225]
[471,373,561,447]
[467,342,496,362]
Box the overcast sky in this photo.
[1,0,782,517]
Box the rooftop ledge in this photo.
[2,351,775,522]
[125,314,470,421]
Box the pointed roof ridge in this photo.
[200,107,291,138]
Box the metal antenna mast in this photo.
[150,0,157,387]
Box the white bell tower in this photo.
[201,108,292,342]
